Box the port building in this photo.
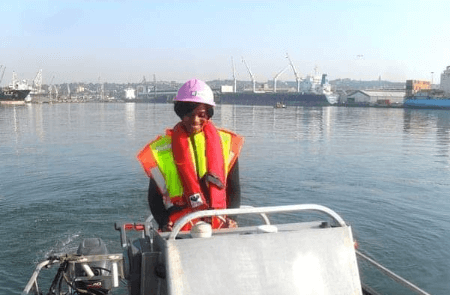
[405,80,431,97]
[440,66,450,95]
[345,90,405,106]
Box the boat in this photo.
[0,72,32,105]
[0,87,31,105]
[404,65,450,109]
[23,203,431,295]
[274,102,286,108]
[218,69,338,107]
[403,89,450,109]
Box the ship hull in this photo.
[403,97,450,109]
[217,92,333,106]
[0,89,31,103]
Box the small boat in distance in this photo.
[275,102,286,108]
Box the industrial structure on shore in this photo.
[5,60,450,109]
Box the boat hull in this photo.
[404,97,450,109]
[217,92,333,106]
[0,89,31,103]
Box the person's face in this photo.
[181,104,210,135]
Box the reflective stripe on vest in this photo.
[137,129,243,209]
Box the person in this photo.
[137,78,244,232]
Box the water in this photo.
[1,103,449,294]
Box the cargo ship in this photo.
[0,87,31,105]
[218,71,338,107]
[404,65,450,109]
[0,71,33,104]
[218,91,335,107]
[403,90,450,109]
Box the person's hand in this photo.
[162,221,174,232]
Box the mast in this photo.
[286,53,301,92]
[241,57,256,93]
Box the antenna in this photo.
[241,57,256,92]
[286,53,301,92]
[273,65,289,93]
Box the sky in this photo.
[1,0,450,85]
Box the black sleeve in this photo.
[148,177,169,229]
[226,159,241,209]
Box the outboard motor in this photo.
[74,238,113,294]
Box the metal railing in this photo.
[356,250,431,295]
[22,254,123,295]
[169,203,347,240]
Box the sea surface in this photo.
[1,103,449,294]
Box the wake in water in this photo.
[39,231,82,262]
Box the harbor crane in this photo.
[140,76,149,95]
[242,57,256,93]
[231,57,237,93]
[286,53,301,92]
[67,83,71,99]
[33,69,43,94]
[273,65,289,93]
[98,75,105,100]
[48,75,56,101]
[0,65,5,86]
[48,75,54,98]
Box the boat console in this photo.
[22,204,430,295]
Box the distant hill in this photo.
[330,78,405,90]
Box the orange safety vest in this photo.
[137,123,244,229]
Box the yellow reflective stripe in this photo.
[150,130,238,205]
[192,132,206,178]
[150,136,183,197]
[219,131,232,174]
[192,130,232,177]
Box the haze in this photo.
[2,0,449,85]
